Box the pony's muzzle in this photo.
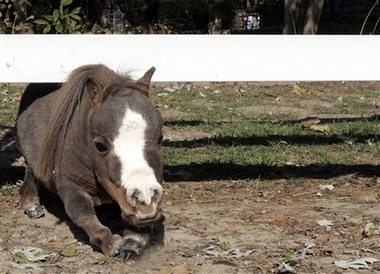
[124,184,164,226]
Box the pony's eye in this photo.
[95,141,108,153]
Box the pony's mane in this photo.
[36,64,137,181]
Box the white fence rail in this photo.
[0,34,379,83]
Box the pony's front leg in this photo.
[56,181,122,256]
[19,164,44,219]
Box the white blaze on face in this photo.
[113,108,162,206]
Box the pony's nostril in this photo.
[131,189,141,205]
[152,187,162,202]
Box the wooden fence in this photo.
[0,34,379,83]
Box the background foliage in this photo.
[0,0,379,34]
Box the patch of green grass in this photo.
[0,84,22,127]
[163,132,380,170]
[337,98,377,114]
[154,85,301,122]
[331,119,380,136]
[313,105,337,114]
[158,82,380,182]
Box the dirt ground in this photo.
[0,82,380,274]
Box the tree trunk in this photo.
[283,0,325,34]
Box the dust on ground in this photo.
[0,82,379,274]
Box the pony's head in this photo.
[85,66,164,227]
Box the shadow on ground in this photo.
[0,126,24,185]
[164,115,380,149]
[164,162,380,182]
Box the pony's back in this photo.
[18,83,61,116]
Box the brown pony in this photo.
[16,64,164,257]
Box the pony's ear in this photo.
[135,67,156,97]
[87,79,103,106]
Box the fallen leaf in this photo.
[12,246,54,262]
[13,251,28,264]
[317,220,334,227]
[310,124,330,133]
[277,262,296,273]
[157,92,169,97]
[60,245,77,257]
[334,257,379,269]
[291,83,307,95]
[169,95,180,101]
[9,93,21,101]
[361,248,375,254]
[164,86,179,93]
[203,245,253,260]
[299,118,321,128]
[11,262,43,271]
[220,242,229,251]
[363,222,379,237]
[203,245,220,258]
[285,161,299,167]
[319,184,334,191]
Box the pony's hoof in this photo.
[114,237,145,259]
[25,203,44,219]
